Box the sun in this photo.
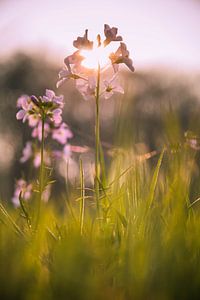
[81,43,117,69]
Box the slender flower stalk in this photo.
[57,24,135,219]
[36,111,45,227]
[95,63,101,218]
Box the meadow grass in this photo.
[1,139,200,300]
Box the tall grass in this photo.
[1,135,200,299]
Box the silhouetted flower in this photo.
[104,24,122,46]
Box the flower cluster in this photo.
[14,89,73,206]
[57,24,134,100]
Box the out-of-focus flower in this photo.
[16,89,64,126]
[109,42,135,72]
[12,179,32,207]
[185,131,200,150]
[103,75,124,99]
[33,151,51,168]
[32,121,50,141]
[42,89,64,109]
[16,96,33,122]
[50,108,62,125]
[104,24,122,46]
[73,29,93,50]
[52,122,73,144]
[20,142,33,163]
[76,76,96,101]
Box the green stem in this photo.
[79,158,85,235]
[36,113,45,228]
[95,64,101,218]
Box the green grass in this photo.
[1,143,200,300]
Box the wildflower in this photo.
[73,29,93,50]
[20,141,33,163]
[52,122,73,144]
[16,95,33,122]
[64,50,84,71]
[12,179,32,207]
[32,121,50,141]
[56,66,84,88]
[104,24,122,46]
[33,151,51,168]
[76,76,96,101]
[42,89,64,109]
[109,42,135,72]
[103,75,124,99]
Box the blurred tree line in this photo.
[0,52,200,201]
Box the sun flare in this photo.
[81,43,117,69]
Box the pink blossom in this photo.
[16,96,33,122]
[56,66,83,88]
[50,108,62,125]
[32,121,50,141]
[12,179,32,207]
[109,42,135,72]
[103,75,124,99]
[33,151,51,168]
[52,123,73,144]
[73,30,93,50]
[104,24,122,46]
[76,76,96,101]
[42,89,64,109]
[64,50,84,72]
[20,142,33,163]
[28,114,40,127]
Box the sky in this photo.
[0,0,200,71]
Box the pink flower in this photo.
[103,75,124,99]
[28,114,40,127]
[33,151,51,168]
[42,89,64,109]
[73,29,93,50]
[20,142,33,163]
[50,108,62,125]
[64,50,84,72]
[104,24,122,46]
[32,121,50,141]
[56,66,83,88]
[109,42,135,72]
[52,123,73,144]
[76,76,96,101]
[16,96,33,122]
[12,179,32,207]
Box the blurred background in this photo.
[0,0,200,201]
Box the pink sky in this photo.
[0,0,200,71]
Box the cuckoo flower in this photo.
[73,29,93,50]
[52,122,73,144]
[16,95,33,122]
[76,76,96,101]
[109,42,135,72]
[32,121,50,141]
[103,75,124,99]
[20,141,33,163]
[12,179,32,207]
[33,151,51,168]
[104,24,122,46]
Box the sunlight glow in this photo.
[81,43,117,69]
